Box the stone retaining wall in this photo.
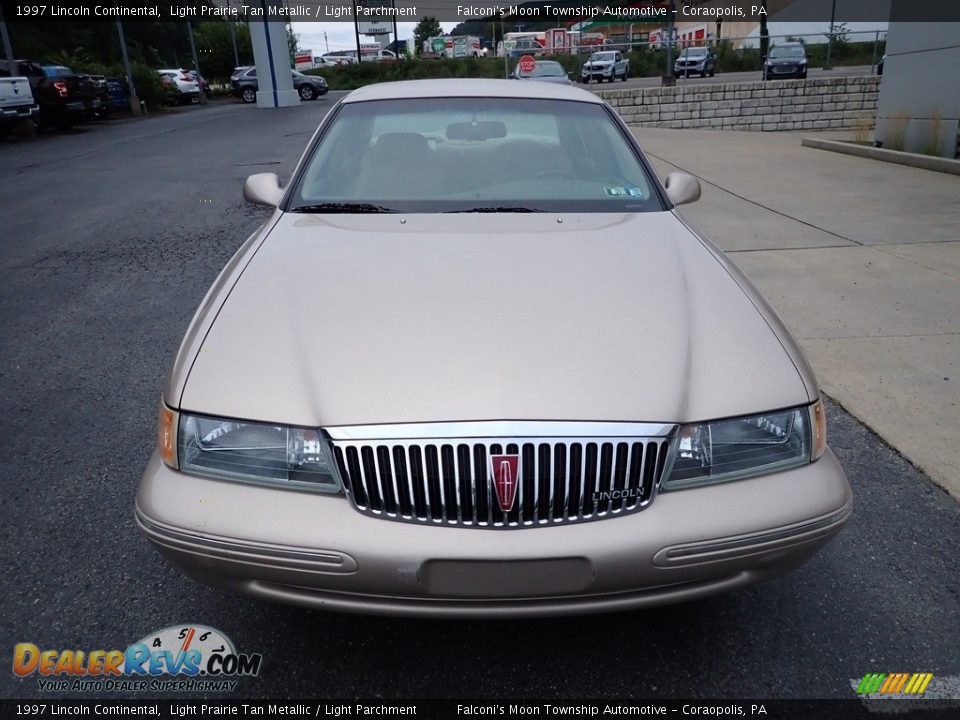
[597,76,880,131]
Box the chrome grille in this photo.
[329,423,675,529]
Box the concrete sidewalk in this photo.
[633,127,960,499]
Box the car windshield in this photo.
[289,97,662,213]
[683,48,708,57]
[589,52,616,62]
[770,46,805,58]
[521,61,565,77]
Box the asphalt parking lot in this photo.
[1,97,958,703]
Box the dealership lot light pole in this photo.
[115,21,141,116]
[824,0,838,70]
[663,0,676,86]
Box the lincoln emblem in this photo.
[489,454,520,512]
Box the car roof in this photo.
[342,78,603,104]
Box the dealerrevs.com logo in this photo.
[13,625,262,692]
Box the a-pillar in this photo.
[248,8,299,108]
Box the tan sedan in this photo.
[136,79,851,617]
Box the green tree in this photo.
[287,24,299,62]
[193,22,252,80]
[414,16,443,56]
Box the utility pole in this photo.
[116,21,141,115]
[187,20,206,105]
[502,19,508,78]
[663,0,676,86]
[353,1,363,64]
[824,0,837,70]
[228,20,240,67]
[391,0,399,57]
[578,21,583,79]
[324,31,329,54]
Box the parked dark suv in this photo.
[231,67,328,103]
[763,43,808,80]
[674,47,717,78]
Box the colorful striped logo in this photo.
[856,673,934,695]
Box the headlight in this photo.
[799,59,808,65]
[161,409,341,493]
[662,402,824,490]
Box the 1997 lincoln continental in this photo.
[136,80,851,617]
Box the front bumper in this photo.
[581,66,614,79]
[136,448,851,617]
[766,64,807,78]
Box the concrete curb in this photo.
[801,137,960,175]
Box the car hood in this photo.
[177,212,811,428]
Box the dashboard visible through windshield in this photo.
[288,97,664,214]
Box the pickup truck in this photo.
[13,60,100,129]
[580,50,630,83]
[0,73,39,138]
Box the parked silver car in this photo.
[137,79,850,618]
[510,60,573,85]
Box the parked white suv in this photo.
[580,51,629,83]
[157,69,200,104]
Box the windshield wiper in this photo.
[290,202,396,214]
[445,206,545,213]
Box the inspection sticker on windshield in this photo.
[605,187,646,197]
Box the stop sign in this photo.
[518,55,536,74]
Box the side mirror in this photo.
[761,55,767,62]
[664,172,701,206]
[243,173,284,207]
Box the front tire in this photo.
[299,84,316,101]
[241,87,256,104]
